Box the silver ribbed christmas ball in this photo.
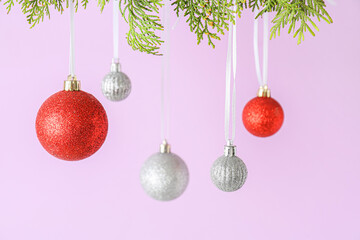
[140,141,189,201]
[101,62,131,101]
[211,144,247,192]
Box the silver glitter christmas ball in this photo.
[101,62,131,101]
[140,141,189,201]
[211,144,247,192]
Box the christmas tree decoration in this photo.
[140,1,189,201]
[211,7,247,192]
[36,77,108,161]
[35,1,108,161]
[242,86,284,137]
[140,141,189,201]
[101,0,131,102]
[102,62,131,101]
[5,1,333,55]
[242,11,284,138]
[211,141,247,192]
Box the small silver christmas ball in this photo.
[211,143,247,192]
[101,62,131,101]
[140,141,189,201]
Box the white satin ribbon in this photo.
[113,0,119,62]
[253,8,268,87]
[225,6,237,143]
[69,0,75,77]
[161,0,171,141]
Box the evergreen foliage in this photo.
[2,0,333,55]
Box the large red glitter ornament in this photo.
[242,93,284,137]
[36,84,108,161]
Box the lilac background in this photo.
[0,1,359,239]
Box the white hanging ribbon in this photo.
[161,0,171,141]
[225,5,237,144]
[171,17,180,30]
[113,0,119,62]
[69,0,75,77]
[253,8,269,87]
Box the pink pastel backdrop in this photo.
[0,1,359,240]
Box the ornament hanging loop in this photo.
[113,0,120,62]
[160,0,171,142]
[69,0,76,77]
[224,5,237,144]
[111,0,121,69]
[253,8,269,89]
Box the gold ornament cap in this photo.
[64,75,81,91]
[160,140,171,154]
[257,85,271,98]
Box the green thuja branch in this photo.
[4,0,15,12]
[173,0,240,48]
[119,0,163,55]
[259,0,333,44]
[2,0,91,27]
[175,0,332,48]
[1,0,333,55]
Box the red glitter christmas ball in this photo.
[36,90,108,161]
[242,96,284,137]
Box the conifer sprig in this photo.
[1,0,333,55]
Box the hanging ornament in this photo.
[102,62,131,101]
[211,141,247,192]
[242,11,284,138]
[35,1,108,161]
[242,86,284,137]
[101,0,131,102]
[140,141,189,201]
[211,7,247,192]
[36,77,108,161]
[140,1,189,201]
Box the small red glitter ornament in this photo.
[36,76,108,161]
[242,86,284,137]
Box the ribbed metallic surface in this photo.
[211,155,247,192]
[140,152,189,201]
[101,71,131,101]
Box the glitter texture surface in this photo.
[211,155,247,192]
[35,90,108,161]
[242,96,284,137]
[101,71,131,101]
[140,152,189,201]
